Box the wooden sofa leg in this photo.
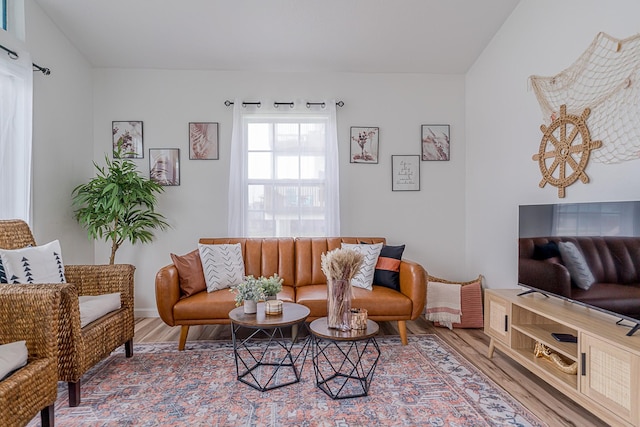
[179,325,190,351]
[68,381,81,407]
[41,404,54,427]
[398,320,408,345]
[125,339,133,357]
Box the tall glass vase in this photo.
[327,278,352,331]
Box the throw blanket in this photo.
[426,281,461,330]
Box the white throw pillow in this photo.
[341,243,383,290]
[558,241,596,290]
[198,243,245,292]
[0,340,28,380]
[0,240,66,284]
[78,293,121,328]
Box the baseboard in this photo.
[135,308,159,318]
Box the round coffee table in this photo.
[309,317,381,399]
[229,302,310,391]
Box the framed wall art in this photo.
[350,126,379,163]
[149,148,180,186]
[189,122,219,160]
[112,121,143,158]
[421,124,450,161]
[392,155,420,191]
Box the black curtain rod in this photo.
[0,44,51,75]
[224,100,344,108]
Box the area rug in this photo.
[28,335,545,426]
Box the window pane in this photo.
[276,155,299,179]
[248,152,272,179]
[248,122,271,150]
[300,155,324,179]
[301,123,326,151]
[248,185,265,209]
[274,123,299,150]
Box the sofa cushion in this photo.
[0,240,66,284]
[78,293,121,328]
[532,241,560,260]
[198,243,245,292]
[558,241,595,290]
[373,244,405,291]
[171,249,206,297]
[0,340,28,380]
[341,243,383,290]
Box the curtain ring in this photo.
[8,51,18,60]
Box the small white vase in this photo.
[243,299,257,314]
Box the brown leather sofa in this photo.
[519,236,640,318]
[156,237,427,349]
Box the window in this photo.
[229,101,340,237]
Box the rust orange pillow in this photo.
[170,249,206,297]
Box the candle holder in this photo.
[350,308,368,330]
[265,299,283,315]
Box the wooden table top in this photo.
[229,302,310,328]
[309,317,379,341]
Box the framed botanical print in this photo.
[421,124,450,161]
[112,121,143,158]
[189,122,219,160]
[350,126,379,164]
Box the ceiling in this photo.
[34,0,520,74]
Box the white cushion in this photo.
[0,340,28,380]
[341,243,383,290]
[78,293,121,328]
[0,240,66,284]
[198,243,245,292]
[558,241,596,290]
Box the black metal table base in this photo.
[232,323,309,392]
[311,335,380,399]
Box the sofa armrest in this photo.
[398,259,427,320]
[155,264,181,326]
[518,258,572,297]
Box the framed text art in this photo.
[189,122,219,160]
[112,121,143,158]
[421,124,450,161]
[149,148,180,186]
[392,155,420,191]
[350,126,379,163]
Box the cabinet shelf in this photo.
[511,323,578,360]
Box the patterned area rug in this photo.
[29,335,546,426]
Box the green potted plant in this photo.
[261,274,283,299]
[231,276,267,314]
[71,143,170,264]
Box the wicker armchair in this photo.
[0,284,63,427]
[0,219,135,407]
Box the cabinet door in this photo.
[580,333,639,425]
[484,292,511,345]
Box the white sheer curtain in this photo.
[228,99,340,237]
[0,48,33,223]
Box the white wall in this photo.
[23,0,94,262]
[93,70,467,316]
[466,0,640,289]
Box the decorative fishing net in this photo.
[530,32,640,164]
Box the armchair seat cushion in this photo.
[78,293,121,328]
[0,340,27,380]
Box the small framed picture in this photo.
[421,124,450,161]
[112,121,143,158]
[392,155,420,191]
[149,148,180,186]
[189,122,219,160]
[350,126,379,164]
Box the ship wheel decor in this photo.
[532,104,602,198]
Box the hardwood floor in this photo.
[134,316,608,427]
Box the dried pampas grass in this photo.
[321,248,364,282]
[322,248,364,330]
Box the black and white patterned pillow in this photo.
[197,243,245,292]
[0,240,66,284]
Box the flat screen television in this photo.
[518,200,640,336]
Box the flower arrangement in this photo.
[230,274,283,307]
[321,248,364,330]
